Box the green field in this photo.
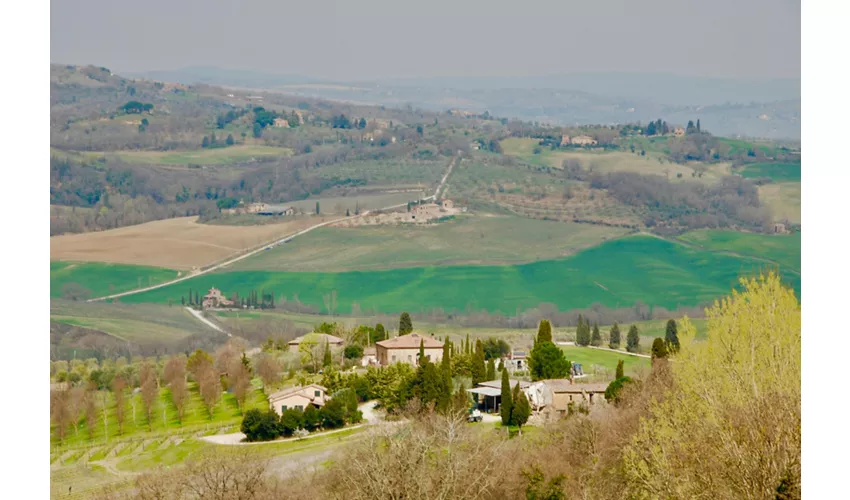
[560,346,650,375]
[91,145,293,165]
[51,262,180,299]
[114,234,801,315]
[677,229,800,272]
[739,162,801,182]
[232,215,630,271]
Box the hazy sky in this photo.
[51,0,800,81]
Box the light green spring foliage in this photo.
[622,272,801,498]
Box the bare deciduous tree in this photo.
[50,388,73,444]
[112,375,127,435]
[254,354,281,389]
[229,362,252,415]
[198,366,221,419]
[139,362,158,431]
[164,356,188,424]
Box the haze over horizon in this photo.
[52,0,800,82]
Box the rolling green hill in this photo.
[677,229,800,272]
[111,235,800,315]
[51,262,180,299]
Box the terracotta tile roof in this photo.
[542,379,609,393]
[375,333,443,349]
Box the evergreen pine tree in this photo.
[665,319,680,353]
[188,288,192,305]
[471,342,486,386]
[500,367,512,426]
[609,323,621,349]
[418,339,425,365]
[315,201,320,214]
[696,119,701,133]
[441,341,452,391]
[615,359,624,380]
[626,324,641,353]
[576,315,591,346]
[651,338,668,360]
[346,208,350,216]
[322,341,332,367]
[486,358,496,381]
[511,383,531,431]
[537,319,553,344]
[399,312,413,335]
[591,322,602,347]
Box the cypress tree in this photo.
[188,288,192,305]
[195,290,199,305]
[591,322,602,347]
[452,383,469,414]
[441,341,452,391]
[626,324,641,353]
[609,323,621,349]
[537,319,552,344]
[399,312,413,335]
[418,339,425,365]
[665,319,680,353]
[615,359,624,380]
[500,367,512,425]
[576,315,591,346]
[651,338,668,360]
[497,359,504,372]
[322,341,332,367]
[486,358,496,381]
[511,383,531,431]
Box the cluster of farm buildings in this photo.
[273,332,606,420]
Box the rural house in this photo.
[503,350,528,372]
[202,287,234,309]
[287,333,345,353]
[673,127,686,137]
[268,384,329,416]
[571,135,598,146]
[441,199,454,210]
[560,135,571,146]
[257,205,294,216]
[375,333,443,366]
[273,117,290,128]
[541,379,608,413]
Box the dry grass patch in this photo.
[50,216,324,270]
[759,182,801,224]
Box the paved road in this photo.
[86,155,458,304]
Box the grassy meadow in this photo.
[677,229,800,272]
[739,162,801,182]
[115,234,801,315]
[232,214,630,271]
[51,261,180,299]
[560,345,650,376]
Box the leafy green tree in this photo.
[373,323,387,343]
[451,383,469,414]
[523,466,567,500]
[482,338,511,360]
[537,319,553,344]
[604,376,634,405]
[320,399,347,429]
[626,324,641,353]
[278,408,303,437]
[609,323,621,349]
[591,322,602,347]
[528,342,571,381]
[344,344,364,359]
[615,359,624,380]
[241,409,280,442]
[252,122,262,138]
[399,312,413,335]
[500,367,512,425]
[511,383,531,431]
[651,338,668,360]
[486,358,496,381]
[303,405,321,431]
[665,319,680,353]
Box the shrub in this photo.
[344,344,364,359]
[604,376,633,405]
[279,408,304,437]
[241,409,280,442]
[320,399,347,429]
